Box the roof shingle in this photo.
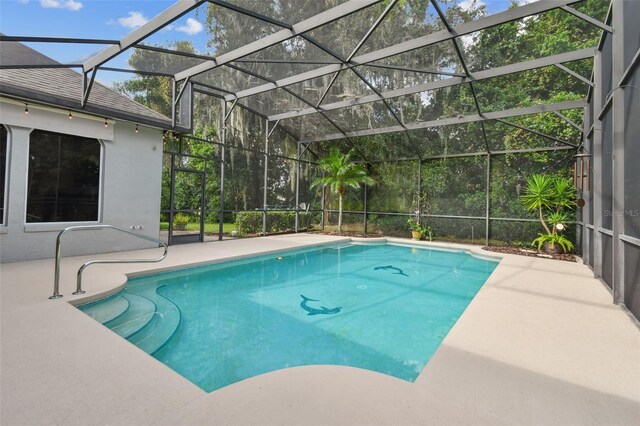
[0,41,177,130]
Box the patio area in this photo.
[1,234,638,425]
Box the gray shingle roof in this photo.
[0,41,177,130]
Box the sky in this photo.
[0,0,212,84]
[0,0,532,86]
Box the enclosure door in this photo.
[169,168,205,245]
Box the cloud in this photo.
[175,18,203,35]
[458,0,485,12]
[116,11,148,29]
[40,0,83,11]
[459,33,476,49]
[18,0,30,4]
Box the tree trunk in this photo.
[338,194,343,235]
[323,187,331,225]
[539,206,551,234]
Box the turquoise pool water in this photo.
[79,242,498,392]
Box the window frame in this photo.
[0,124,9,227]
[24,129,104,227]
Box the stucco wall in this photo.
[0,99,163,262]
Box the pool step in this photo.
[127,296,181,355]
[79,295,129,324]
[125,286,181,355]
[107,293,156,338]
[78,285,182,356]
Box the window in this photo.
[27,130,101,223]
[0,125,7,224]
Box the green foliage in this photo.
[520,174,555,214]
[235,211,317,235]
[115,0,606,244]
[367,215,406,237]
[235,211,263,235]
[520,173,576,251]
[547,211,571,229]
[268,211,296,233]
[112,41,198,117]
[311,148,375,234]
[173,213,190,225]
[160,222,236,234]
[407,218,424,232]
[311,148,375,195]
[532,233,575,252]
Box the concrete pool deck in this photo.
[1,234,639,425]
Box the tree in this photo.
[520,173,576,251]
[311,148,375,234]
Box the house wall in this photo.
[0,98,163,263]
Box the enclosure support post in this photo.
[218,100,226,241]
[485,153,491,247]
[171,78,177,128]
[263,120,269,236]
[581,104,591,267]
[417,159,422,219]
[169,153,176,246]
[295,142,301,233]
[363,182,368,235]
[611,1,625,304]
[592,51,603,278]
[321,170,326,230]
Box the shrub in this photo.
[236,211,309,235]
[235,211,263,234]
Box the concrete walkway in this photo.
[1,234,638,425]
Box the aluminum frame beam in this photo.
[495,118,577,148]
[554,63,595,87]
[228,0,582,102]
[611,1,626,304]
[0,64,82,70]
[269,47,595,121]
[560,5,613,34]
[83,0,206,73]
[366,62,465,77]
[431,0,490,153]
[0,35,119,44]
[299,100,585,143]
[174,0,381,81]
[552,110,583,132]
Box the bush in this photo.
[267,211,296,233]
[235,211,263,234]
[235,211,322,235]
[298,212,322,230]
[367,214,407,237]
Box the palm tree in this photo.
[520,173,576,252]
[311,148,375,234]
[520,173,576,235]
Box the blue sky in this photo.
[0,0,525,86]
[0,0,212,84]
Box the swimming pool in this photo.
[79,242,498,392]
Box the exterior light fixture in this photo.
[104,118,108,127]
[135,124,139,133]
[68,111,73,119]
[24,103,29,114]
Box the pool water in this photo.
[79,242,498,392]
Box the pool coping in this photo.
[1,234,639,425]
[69,237,505,307]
